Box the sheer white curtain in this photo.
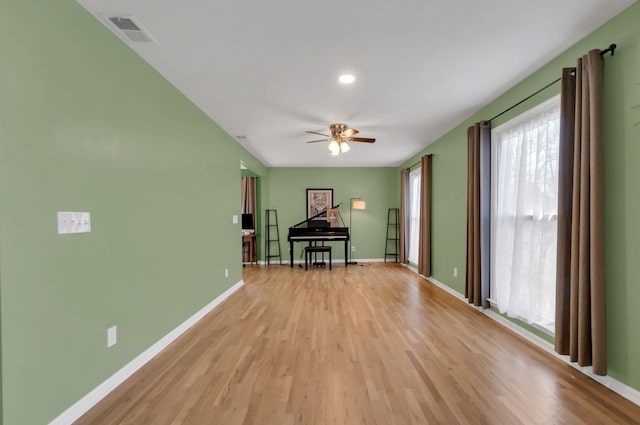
[408,167,421,264]
[491,96,560,332]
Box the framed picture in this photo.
[306,188,333,219]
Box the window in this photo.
[408,167,421,264]
[490,95,560,333]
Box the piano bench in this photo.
[304,246,332,271]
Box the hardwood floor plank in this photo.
[75,264,640,425]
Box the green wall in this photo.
[0,1,266,424]
[266,168,399,262]
[1,1,639,424]
[401,2,640,391]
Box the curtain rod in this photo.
[406,154,433,170]
[488,43,616,123]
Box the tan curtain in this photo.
[241,176,257,223]
[418,155,432,276]
[466,121,491,308]
[399,168,409,263]
[555,50,607,375]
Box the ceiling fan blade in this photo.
[341,128,359,138]
[306,139,328,143]
[305,130,330,137]
[350,137,376,143]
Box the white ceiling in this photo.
[77,0,634,167]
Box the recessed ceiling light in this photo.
[339,74,355,84]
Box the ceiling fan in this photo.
[305,123,376,155]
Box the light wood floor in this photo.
[76,263,640,425]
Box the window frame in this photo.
[407,166,421,265]
[489,94,561,334]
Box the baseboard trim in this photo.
[480,308,640,406]
[404,266,640,407]
[258,258,387,266]
[48,279,245,425]
[348,258,386,263]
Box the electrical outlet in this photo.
[232,215,238,224]
[453,267,458,278]
[225,268,229,277]
[351,246,356,252]
[107,326,117,348]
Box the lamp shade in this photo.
[328,139,340,154]
[352,199,366,210]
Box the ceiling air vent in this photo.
[104,15,157,44]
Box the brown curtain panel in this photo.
[555,50,607,376]
[466,121,491,308]
[418,155,432,276]
[399,168,410,263]
[241,176,257,223]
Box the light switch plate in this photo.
[232,215,238,224]
[57,212,91,234]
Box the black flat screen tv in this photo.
[241,213,254,230]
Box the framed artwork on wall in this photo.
[306,188,333,219]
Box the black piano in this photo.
[288,206,350,267]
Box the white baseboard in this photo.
[257,258,386,266]
[405,266,640,407]
[48,280,245,425]
[480,308,640,406]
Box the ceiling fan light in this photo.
[340,141,350,153]
[339,74,355,84]
[328,140,340,154]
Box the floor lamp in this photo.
[349,198,366,265]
